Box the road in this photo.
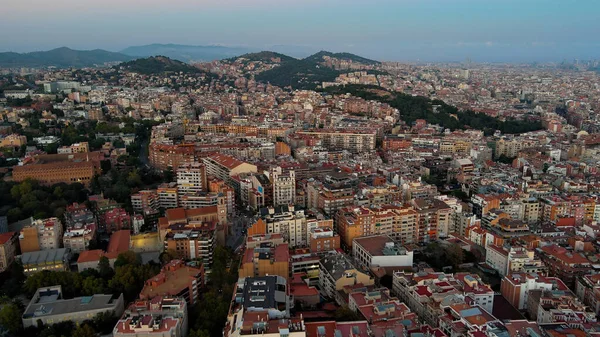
[227,212,254,251]
[139,138,149,166]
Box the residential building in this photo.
[224,276,297,337]
[131,190,159,213]
[63,223,96,253]
[113,297,188,337]
[392,271,494,327]
[501,272,567,310]
[19,217,63,253]
[250,205,308,248]
[308,227,340,253]
[352,235,413,270]
[576,274,600,317]
[411,198,451,242]
[319,252,374,304]
[296,129,376,153]
[177,162,207,197]
[157,183,179,209]
[139,260,204,305]
[270,166,296,207]
[103,208,131,234]
[485,245,544,276]
[0,232,19,272]
[538,244,592,288]
[239,242,289,280]
[202,153,257,196]
[22,285,124,328]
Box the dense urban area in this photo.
[0,49,599,337]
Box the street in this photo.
[226,211,254,251]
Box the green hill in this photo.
[232,51,296,63]
[322,84,543,135]
[117,56,202,75]
[304,51,380,65]
[254,51,381,90]
[0,47,133,68]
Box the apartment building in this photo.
[501,272,566,310]
[306,181,354,216]
[113,297,188,337]
[485,245,544,276]
[225,276,298,337]
[495,137,539,158]
[352,235,413,270]
[202,153,257,195]
[239,242,289,280]
[308,227,340,253]
[392,271,494,327]
[319,252,374,304]
[19,217,63,253]
[164,222,217,266]
[576,274,600,317]
[249,205,308,248]
[139,260,204,305]
[157,183,179,209]
[63,223,96,253]
[411,198,451,242]
[270,166,296,207]
[177,162,207,196]
[538,244,592,289]
[148,143,196,170]
[131,190,159,213]
[0,232,19,272]
[296,129,376,153]
[336,207,376,249]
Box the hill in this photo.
[322,85,543,135]
[304,51,380,65]
[231,51,296,63]
[120,44,251,63]
[117,56,203,75]
[254,51,381,90]
[0,47,133,68]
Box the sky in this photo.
[1,0,599,62]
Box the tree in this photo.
[447,244,465,269]
[73,323,96,337]
[98,256,114,280]
[0,301,24,335]
[114,251,139,268]
[190,329,211,337]
[90,311,118,335]
[334,306,360,322]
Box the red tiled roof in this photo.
[0,232,16,245]
[77,249,104,263]
[107,230,130,254]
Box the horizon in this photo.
[1,0,599,63]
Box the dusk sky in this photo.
[2,0,599,62]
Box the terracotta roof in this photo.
[107,230,130,254]
[77,249,104,263]
[0,232,16,245]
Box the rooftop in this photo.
[354,235,409,256]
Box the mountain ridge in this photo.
[120,44,251,63]
[0,47,133,68]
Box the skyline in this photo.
[1,0,600,62]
